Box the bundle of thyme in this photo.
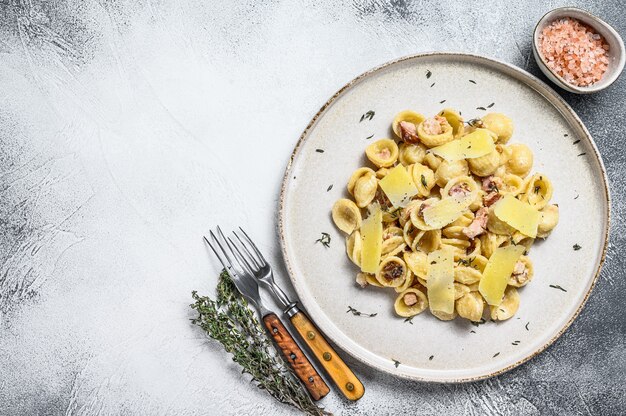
[190,271,331,416]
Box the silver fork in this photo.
[204,227,329,401]
[232,227,364,401]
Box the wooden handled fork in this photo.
[229,227,365,401]
[205,228,330,401]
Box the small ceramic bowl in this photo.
[533,7,625,94]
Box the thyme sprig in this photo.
[190,271,331,416]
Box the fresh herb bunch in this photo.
[191,271,331,416]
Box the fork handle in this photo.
[290,311,364,401]
[262,313,330,400]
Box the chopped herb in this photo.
[439,99,446,104]
[360,111,375,122]
[347,305,377,317]
[512,340,521,345]
[421,174,427,187]
[487,102,495,108]
[573,244,581,251]
[426,70,432,79]
[577,152,586,157]
[493,352,500,358]
[573,139,580,145]
[293,176,296,179]
[471,318,486,327]
[469,79,476,84]
[392,359,400,368]
[430,82,435,87]
[459,111,462,116]
[429,355,434,361]
[470,330,476,333]
[574,194,579,200]
[404,316,414,325]
[326,184,333,192]
[525,322,530,331]
[430,261,437,265]
[457,257,475,267]
[549,284,567,292]
[315,232,331,248]
[476,106,487,111]
[365,134,374,140]
[465,118,483,127]
[534,185,541,194]
[564,133,569,137]
[315,149,324,153]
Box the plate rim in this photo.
[277,51,611,383]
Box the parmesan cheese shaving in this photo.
[427,247,455,314]
[479,245,525,306]
[360,204,383,273]
[493,194,541,238]
[430,129,495,161]
[378,165,419,208]
[422,194,472,228]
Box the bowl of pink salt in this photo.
[533,7,625,94]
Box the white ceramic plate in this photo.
[279,53,609,382]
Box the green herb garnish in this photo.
[471,318,486,327]
[439,99,446,104]
[347,305,377,317]
[577,152,586,157]
[573,139,580,145]
[404,316,415,325]
[525,322,530,331]
[360,111,375,122]
[426,70,432,79]
[573,244,581,251]
[190,271,330,416]
[392,359,401,368]
[476,106,487,111]
[420,174,427,187]
[365,134,374,140]
[326,184,333,192]
[549,284,567,292]
[429,355,434,360]
[487,102,495,108]
[493,352,500,358]
[469,79,476,84]
[315,232,331,248]
[315,148,324,153]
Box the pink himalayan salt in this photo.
[539,17,610,87]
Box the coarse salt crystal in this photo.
[539,17,610,87]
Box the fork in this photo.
[204,227,329,401]
[232,227,365,401]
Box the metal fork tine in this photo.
[203,235,230,271]
[238,227,268,266]
[233,231,261,270]
[211,229,244,276]
[225,236,256,276]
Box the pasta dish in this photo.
[331,109,559,322]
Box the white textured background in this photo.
[0,1,624,415]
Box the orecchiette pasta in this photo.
[331,108,559,323]
[506,144,533,177]
[398,142,427,165]
[435,159,469,187]
[481,113,514,143]
[365,139,399,168]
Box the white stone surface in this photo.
[0,1,624,415]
